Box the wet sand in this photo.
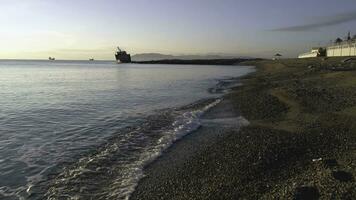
[131,58,356,199]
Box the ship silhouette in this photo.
[115,47,131,63]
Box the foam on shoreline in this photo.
[42,98,222,200]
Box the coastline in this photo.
[132,58,262,65]
[130,95,249,200]
[32,65,253,200]
[131,58,356,199]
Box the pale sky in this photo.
[1,0,356,60]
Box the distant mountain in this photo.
[131,53,175,61]
[131,53,250,61]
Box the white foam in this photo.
[45,99,222,200]
[119,99,222,200]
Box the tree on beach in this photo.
[273,53,282,60]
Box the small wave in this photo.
[208,77,242,94]
[42,99,221,200]
[0,186,25,200]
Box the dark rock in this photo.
[323,159,338,168]
[341,58,355,63]
[332,170,354,182]
[294,186,320,200]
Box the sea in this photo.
[0,60,254,200]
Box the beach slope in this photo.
[131,58,356,199]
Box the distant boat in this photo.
[115,47,131,63]
[49,57,55,60]
[89,58,94,61]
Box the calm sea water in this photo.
[0,60,253,199]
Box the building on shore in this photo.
[298,47,326,58]
[299,32,356,58]
[326,40,356,57]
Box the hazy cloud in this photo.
[271,11,356,32]
[53,47,114,53]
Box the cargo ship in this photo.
[115,47,131,63]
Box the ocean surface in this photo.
[0,60,254,200]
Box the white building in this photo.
[298,47,325,58]
[327,41,356,57]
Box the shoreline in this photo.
[130,68,255,199]
[132,58,262,65]
[34,66,253,200]
[126,72,253,199]
[41,98,225,200]
[131,95,249,200]
[131,58,356,199]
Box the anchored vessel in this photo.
[115,47,131,63]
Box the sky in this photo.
[1,0,356,59]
